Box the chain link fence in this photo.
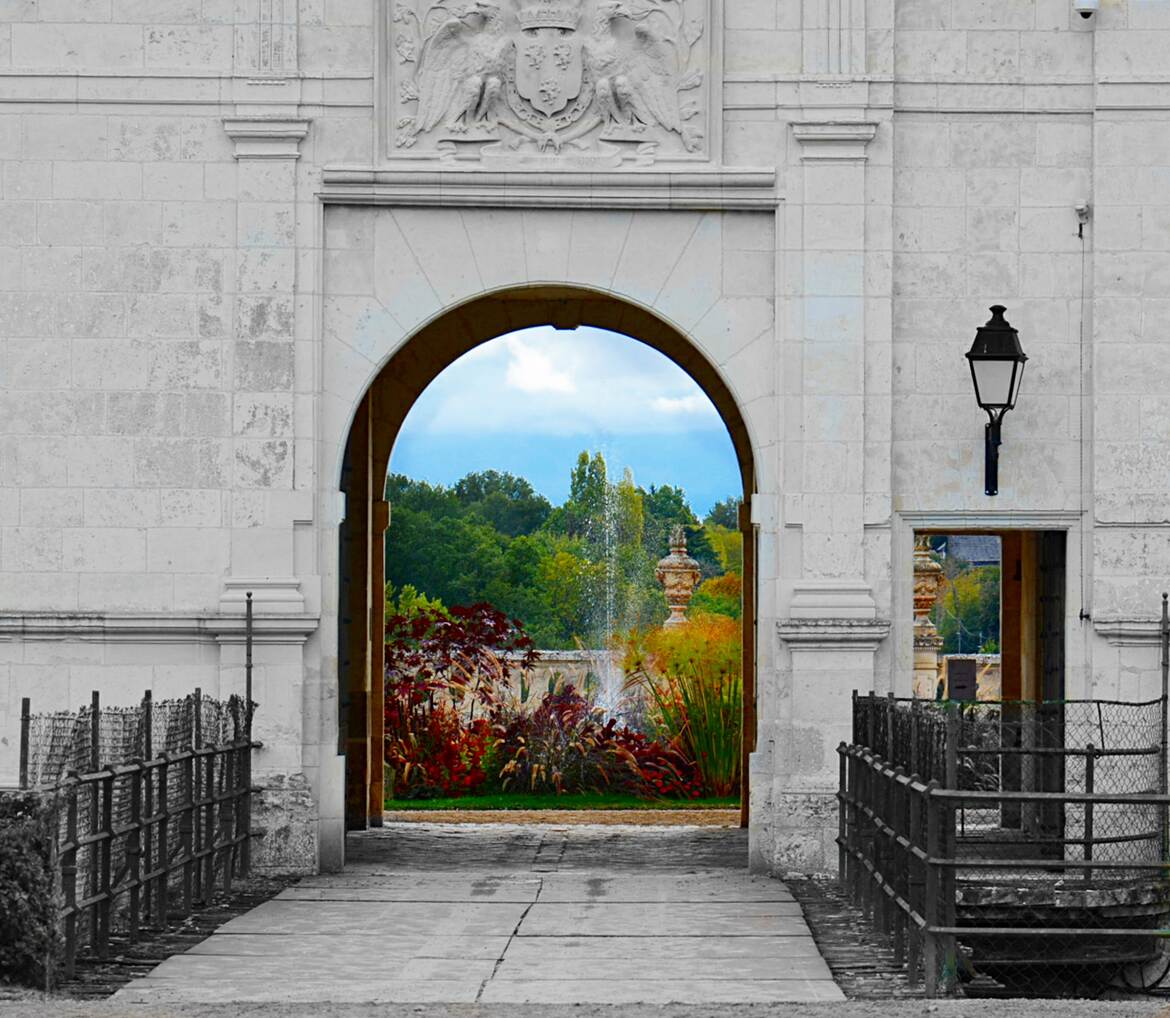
[842,688,1170,998]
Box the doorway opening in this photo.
[337,286,759,836]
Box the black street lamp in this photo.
[966,305,1027,497]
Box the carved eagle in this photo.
[411,2,507,137]
[586,1,701,151]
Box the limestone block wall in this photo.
[0,1,318,870]
[0,0,1168,876]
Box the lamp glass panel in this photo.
[972,358,1016,409]
[1009,360,1025,407]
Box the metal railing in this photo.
[837,598,1170,998]
[14,596,260,978]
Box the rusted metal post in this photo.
[142,690,153,922]
[867,691,876,753]
[242,591,254,876]
[923,779,941,997]
[940,704,959,994]
[19,697,30,790]
[181,747,194,915]
[910,699,921,778]
[891,766,907,966]
[89,690,100,950]
[246,591,254,733]
[848,749,862,904]
[62,775,79,978]
[1161,593,1168,862]
[202,750,215,902]
[156,754,170,930]
[838,743,848,885]
[97,767,114,960]
[907,755,923,987]
[1083,744,1095,885]
[886,691,896,764]
[191,688,203,905]
[128,760,143,942]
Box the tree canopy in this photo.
[384,457,742,649]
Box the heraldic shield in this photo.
[513,2,585,119]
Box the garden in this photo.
[382,452,745,810]
[383,602,742,808]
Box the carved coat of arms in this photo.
[391,0,708,165]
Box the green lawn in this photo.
[385,792,740,811]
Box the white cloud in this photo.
[504,336,576,394]
[406,326,725,437]
[652,394,710,416]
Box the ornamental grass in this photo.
[623,613,743,797]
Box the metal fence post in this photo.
[838,742,848,886]
[1083,744,1095,885]
[19,697,30,790]
[128,759,143,943]
[924,779,941,998]
[243,591,254,876]
[906,778,922,989]
[891,766,907,967]
[192,688,204,905]
[142,689,153,923]
[1161,592,1168,861]
[156,753,170,930]
[62,775,79,979]
[89,690,100,952]
[96,766,114,960]
[940,704,959,995]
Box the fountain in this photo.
[656,525,702,628]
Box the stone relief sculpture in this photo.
[391,0,709,165]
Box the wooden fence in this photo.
[15,595,261,977]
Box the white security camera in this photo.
[1073,0,1099,18]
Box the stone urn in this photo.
[656,525,702,628]
[913,535,945,698]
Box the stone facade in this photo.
[1,0,1168,876]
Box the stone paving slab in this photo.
[116,980,489,1004]
[478,978,847,1004]
[115,822,844,1005]
[185,933,513,959]
[142,955,501,983]
[282,880,543,903]
[215,899,530,937]
[518,902,809,938]
[491,953,836,982]
[535,874,795,903]
[499,935,827,960]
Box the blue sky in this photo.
[388,326,742,517]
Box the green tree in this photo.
[705,497,742,530]
[454,470,552,537]
[932,565,1001,656]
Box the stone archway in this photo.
[335,285,760,836]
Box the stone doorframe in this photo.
[309,181,782,867]
[892,509,1087,702]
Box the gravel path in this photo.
[1,1000,1166,1017]
[382,809,741,826]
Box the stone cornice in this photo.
[1093,618,1168,648]
[318,167,780,211]
[897,508,1083,530]
[223,116,311,159]
[0,613,320,646]
[790,121,878,161]
[778,618,892,652]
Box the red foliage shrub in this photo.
[495,684,702,800]
[384,603,531,798]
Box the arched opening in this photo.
[337,285,758,835]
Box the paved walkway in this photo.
[114,822,844,1005]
